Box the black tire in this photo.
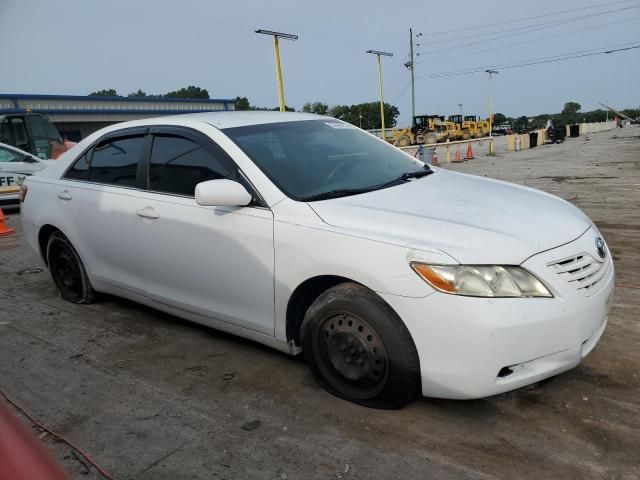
[301,282,420,409]
[46,231,95,304]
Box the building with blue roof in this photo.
[0,93,235,141]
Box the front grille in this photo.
[547,253,611,296]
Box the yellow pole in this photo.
[376,54,386,141]
[488,72,494,156]
[274,35,286,112]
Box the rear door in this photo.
[57,128,150,293]
[134,127,275,335]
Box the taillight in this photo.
[19,184,28,203]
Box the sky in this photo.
[1,0,639,125]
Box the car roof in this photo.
[133,111,329,130]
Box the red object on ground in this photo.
[0,209,15,237]
[0,401,68,480]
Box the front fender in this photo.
[272,217,454,341]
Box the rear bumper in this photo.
[380,229,614,399]
[0,193,19,207]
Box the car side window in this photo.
[89,135,144,187]
[149,134,231,196]
[65,153,90,180]
[0,146,22,163]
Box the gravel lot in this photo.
[1,126,639,479]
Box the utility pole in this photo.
[366,50,393,141]
[486,69,498,156]
[409,28,416,120]
[255,29,298,112]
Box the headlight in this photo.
[410,263,553,298]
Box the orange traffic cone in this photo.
[466,143,475,160]
[432,147,438,166]
[454,146,461,162]
[0,208,14,236]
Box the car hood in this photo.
[308,169,591,264]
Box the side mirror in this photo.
[22,155,38,163]
[195,179,252,207]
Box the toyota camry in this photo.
[20,112,614,408]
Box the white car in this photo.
[20,112,614,408]
[0,142,51,207]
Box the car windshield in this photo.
[222,120,429,201]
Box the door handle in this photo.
[57,190,72,201]
[136,207,160,220]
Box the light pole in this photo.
[458,103,463,115]
[366,49,393,141]
[255,29,298,112]
[486,69,498,155]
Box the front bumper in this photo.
[380,228,614,399]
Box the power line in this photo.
[420,42,640,78]
[415,4,640,52]
[416,15,640,64]
[388,79,411,105]
[383,51,411,99]
[383,61,408,98]
[418,0,638,37]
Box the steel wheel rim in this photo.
[50,241,83,300]
[314,312,389,399]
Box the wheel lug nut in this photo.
[358,347,364,353]
[339,344,346,352]
[348,338,354,344]
[345,357,352,364]
[357,359,363,366]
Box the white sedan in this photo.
[20,112,614,408]
[0,142,51,207]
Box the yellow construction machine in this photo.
[462,115,485,138]
[392,115,449,147]
[446,115,472,140]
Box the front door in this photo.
[135,129,275,335]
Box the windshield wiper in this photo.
[303,169,433,202]
[303,188,374,202]
[375,169,433,189]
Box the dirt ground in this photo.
[1,126,639,480]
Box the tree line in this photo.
[90,87,638,132]
[89,85,210,99]
[235,97,400,130]
[89,88,400,130]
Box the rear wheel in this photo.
[301,283,420,409]
[47,232,95,304]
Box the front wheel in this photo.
[394,135,411,147]
[301,283,420,409]
[47,231,95,304]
